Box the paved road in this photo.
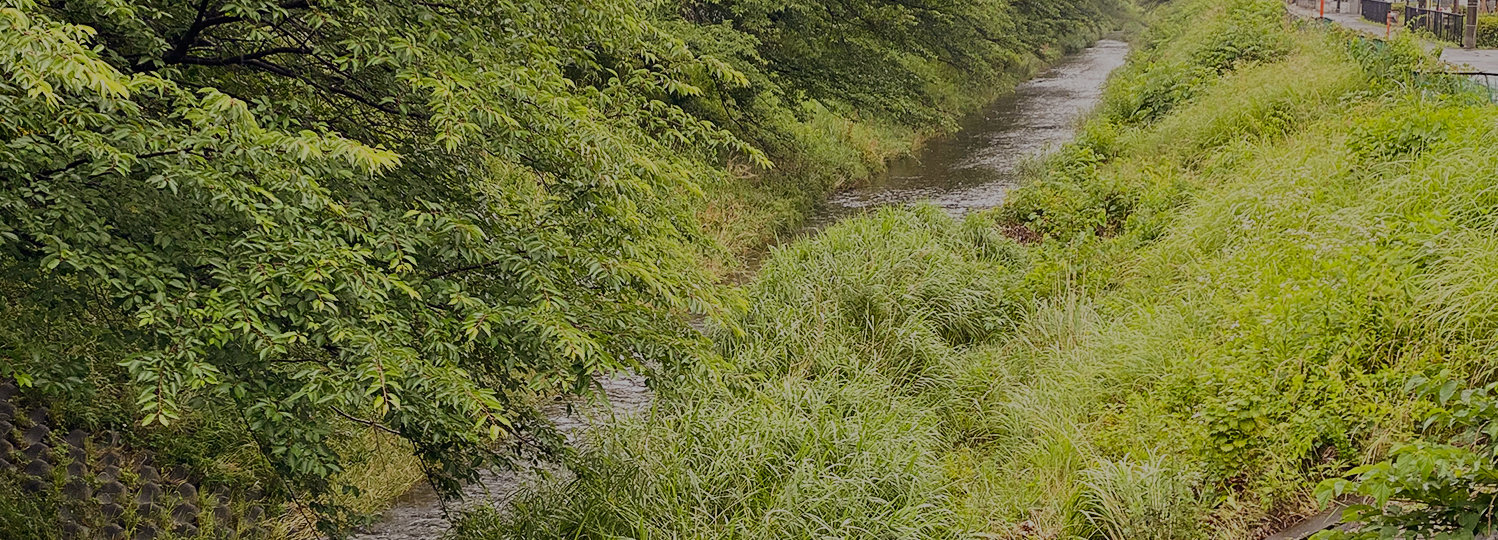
[1286,3,1498,72]
[1443,47,1498,70]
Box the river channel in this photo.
[349,37,1129,540]
[811,38,1129,226]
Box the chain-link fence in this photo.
[1413,70,1498,102]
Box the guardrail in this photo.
[1456,72,1498,102]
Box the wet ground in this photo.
[347,374,650,540]
[351,38,1130,540]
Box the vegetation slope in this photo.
[0,0,1126,535]
[456,0,1498,538]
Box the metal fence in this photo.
[1458,72,1498,102]
[1361,0,1468,42]
[1361,0,1393,24]
[1414,71,1498,103]
[1404,5,1466,42]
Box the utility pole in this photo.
[1465,0,1478,48]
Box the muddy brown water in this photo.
[350,38,1129,540]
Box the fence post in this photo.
[1466,0,1479,48]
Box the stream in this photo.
[810,38,1130,226]
[349,37,1129,540]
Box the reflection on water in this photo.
[810,39,1130,228]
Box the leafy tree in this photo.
[675,0,1123,126]
[0,0,1128,531]
[0,0,757,524]
[1315,376,1498,539]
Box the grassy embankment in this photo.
[1,1,1136,537]
[296,1,1133,532]
[674,7,1132,273]
[453,0,1498,537]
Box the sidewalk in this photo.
[1443,48,1498,71]
[1285,2,1498,72]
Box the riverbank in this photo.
[343,33,1133,540]
[454,0,1498,536]
[339,37,1138,540]
[0,0,1138,537]
[697,28,1138,281]
[322,7,1136,540]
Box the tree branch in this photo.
[235,59,412,117]
[163,0,313,64]
[35,148,199,179]
[330,406,402,436]
[176,47,313,66]
[163,0,218,65]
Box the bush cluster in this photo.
[1477,13,1498,48]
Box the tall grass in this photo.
[1068,456,1203,540]
[457,0,1498,537]
[455,207,1034,539]
[990,0,1498,532]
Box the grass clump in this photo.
[453,207,1035,539]
[1068,456,1204,540]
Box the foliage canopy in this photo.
[0,0,755,513]
[0,0,1126,529]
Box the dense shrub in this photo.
[1314,376,1498,540]
[2,2,753,525]
[1478,13,1498,48]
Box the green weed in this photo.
[460,0,1498,537]
[1067,456,1205,540]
